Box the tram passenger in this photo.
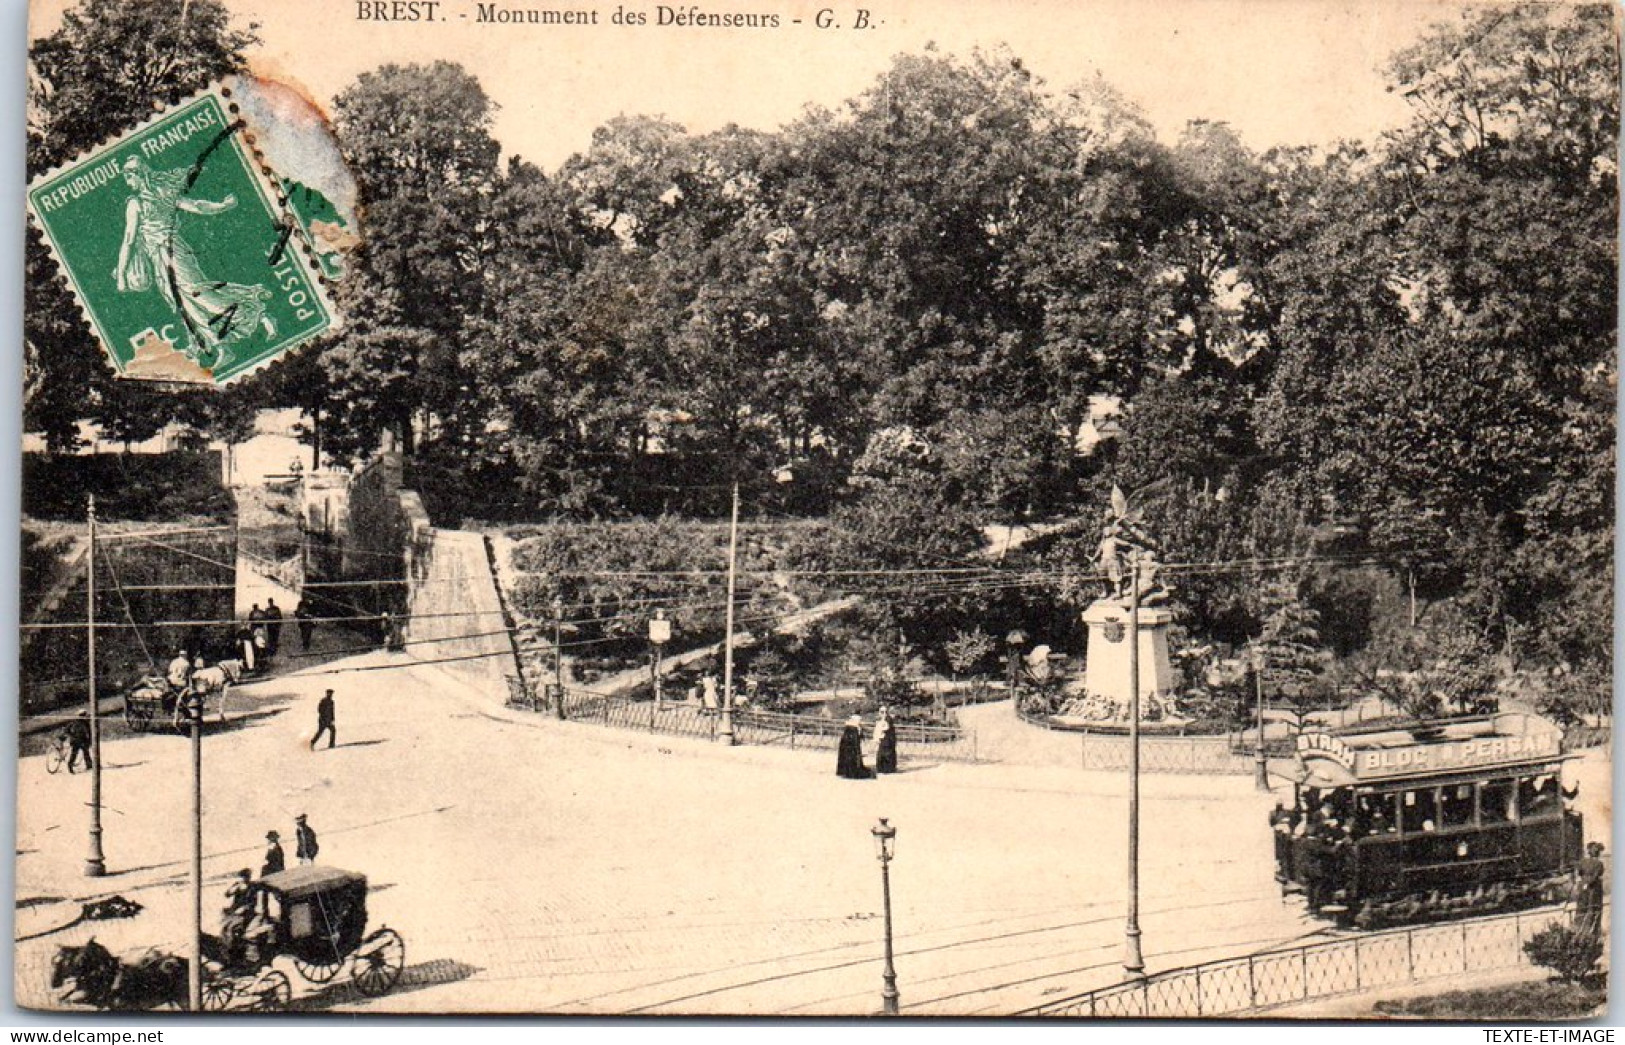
[1521,775,1562,817]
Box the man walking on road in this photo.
[64,711,93,773]
[310,689,336,750]
[295,814,319,866]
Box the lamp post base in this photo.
[881,979,899,1016]
[1255,751,1271,791]
[1123,926,1146,981]
[83,857,105,877]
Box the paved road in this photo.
[14,651,1361,1014]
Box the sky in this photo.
[25,0,1472,172]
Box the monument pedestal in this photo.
[1081,598,1175,716]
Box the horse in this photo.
[188,659,243,722]
[51,939,188,1010]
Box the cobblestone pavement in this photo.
[20,651,1601,1015]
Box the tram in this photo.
[1273,713,1582,929]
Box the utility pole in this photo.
[719,480,740,745]
[553,597,566,721]
[84,494,105,877]
[1254,649,1270,791]
[188,709,203,1011]
[1123,555,1145,981]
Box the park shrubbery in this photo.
[22,451,231,522]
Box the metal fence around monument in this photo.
[1019,905,1590,1017]
[505,677,979,762]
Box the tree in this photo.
[26,0,258,450]
[1250,579,1326,730]
[324,61,500,457]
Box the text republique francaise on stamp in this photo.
[27,84,340,385]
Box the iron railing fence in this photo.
[1021,905,1593,1018]
[505,677,980,762]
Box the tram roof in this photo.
[1293,713,1568,789]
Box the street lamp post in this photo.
[187,700,203,1011]
[650,610,670,709]
[1254,649,1270,791]
[1123,556,1146,981]
[552,597,566,721]
[719,480,740,745]
[872,818,900,1015]
[84,494,106,877]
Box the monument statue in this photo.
[1058,481,1185,726]
[1096,481,1173,607]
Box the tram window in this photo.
[1520,775,1561,819]
[1401,788,1438,833]
[1441,783,1474,828]
[1481,779,1515,824]
[1356,793,1398,836]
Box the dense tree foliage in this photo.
[26,3,1617,701]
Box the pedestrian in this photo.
[379,610,395,651]
[64,711,93,773]
[237,624,257,673]
[874,706,898,774]
[261,830,286,877]
[264,597,283,657]
[295,600,315,651]
[310,688,336,750]
[294,814,319,866]
[701,673,719,712]
[836,715,872,779]
[1575,842,1606,937]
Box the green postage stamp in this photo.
[27,84,342,385]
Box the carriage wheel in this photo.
[199,972,235,1012]
[246,969,291,1011]
[292,955,345,984]
[350,927,405,997]
[124,702,148,732]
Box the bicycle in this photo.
[45,731,71,774]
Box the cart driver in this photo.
[167,649,194,696]
[220,870,256,963]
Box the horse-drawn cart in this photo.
[202,865,405,1010]
[123,668,234,733]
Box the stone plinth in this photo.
[1081,598,1175,711]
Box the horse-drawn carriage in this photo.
[52,866,404,1011]
[123,661,240,733]
[202,865,405,1010]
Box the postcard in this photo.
[19,0,1615,1018]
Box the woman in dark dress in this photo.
[874,707,898,774]
[836,715,871,779]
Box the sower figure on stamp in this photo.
[295,814,319,866]
[310,689,336,750]
[113,156,274,370]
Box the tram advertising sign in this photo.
[1296,728,1563,783]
